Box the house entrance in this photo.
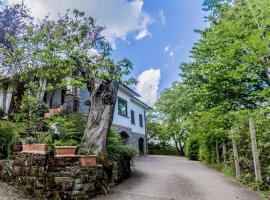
[139,138,144,155]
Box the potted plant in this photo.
[77,148,97,167]
[54,139,77,156]
[22,136,49,154]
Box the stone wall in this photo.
[113,124,147,155]
[0,152,131,200]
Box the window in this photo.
[118,97,128,117]
[139,114,143,127]
[131,110,135,124]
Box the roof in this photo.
[119,83,141,97]
[130,95,152,110]
[118,83,152,110]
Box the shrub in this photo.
[48,113,86,143]
[107,129,137,161]
[0,107,5,118]
[33,101,49,117]
[54,139,78,146]
[0,121,16,158]
[23,136,38,144]
[78,147,94,155]
[185,135,200,160]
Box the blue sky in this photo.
[113,0,206,91]
[7,0,207,106]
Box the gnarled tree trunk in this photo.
[82,79,119,155]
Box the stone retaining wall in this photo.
[0,152,131,199]
[113,124,147,155]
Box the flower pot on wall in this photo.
[22,144,49,154]
[79,156,97,167]
[55,146,77,156]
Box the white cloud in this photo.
[7,0,153,47]
[136,68,160,106]
[135,12,153,40]
[159,9,166,26]
[164,45,170,52]
[164,45,175,57]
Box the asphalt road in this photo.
[94,155,261,200]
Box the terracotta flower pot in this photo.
[55,146,77,156]
[79,156,97,167]
[22,144,49,154]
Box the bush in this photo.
[0,121,16,158]
[0,107,5,118]
[148,142,179,155]
[107,129,137,161]
[48,113,86,143]
[23,136,38,144]
[78,147,93,155]
[33,101,49,117]
[185,135,200,160]
[54,139,78,146]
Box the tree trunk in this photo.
[215,140,220,163]
[222,139,227,164]
[173,136,183,156]
[174,139,181,155]
[179,141,184,156]
[82,79,119,155]
[249,116,262,182]
[231,128,241,179]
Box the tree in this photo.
[0,5,133,155]
[0,3,32,77]
[179,0,270,187]
[150,82,194,156]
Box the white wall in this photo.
[129,99,146,134]
[112,87,146,135]
[73,87,146,135]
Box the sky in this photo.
[6,0,207,106]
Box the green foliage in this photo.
[148,143,179,156]
[77,147,93,155]
[48,113,87,143]
[16,92,48,122]
[54,139,78,146]
[0,107,5,118]
[36,131,51,144]
[185,135,200,160]
[0,4,134,154]
[0,121,17,158]
[23,136,37,144]
[153,0,270,192]
[208,163,235,178]
[107,129,137,161]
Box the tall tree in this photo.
[0,3,32,77]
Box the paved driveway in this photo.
[94,155,261,200]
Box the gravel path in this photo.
[0,182,31,200]
[94,155,262,200]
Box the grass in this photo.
[207,163,235,178]
[259,190,270,199]
[207,162,270,199]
